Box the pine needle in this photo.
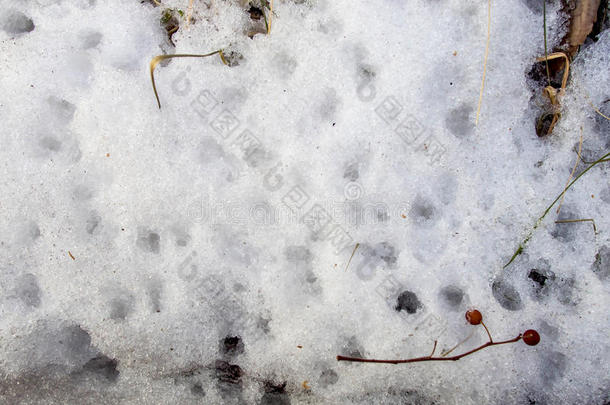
[555,218,597,233]
[475,0,491,126]
[344,243,360,271]
[150,51,224,109]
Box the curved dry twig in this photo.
[536,52,570,96]
[149,51,224,109]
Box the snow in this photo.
[0,0,608,403]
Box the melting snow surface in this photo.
[0,0,609,403]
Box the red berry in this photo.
[465,309,482,325]
[522,329,540,346]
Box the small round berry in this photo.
[465,309,482,325]
[522,329,540,346]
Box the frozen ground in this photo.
[0,0,609,403]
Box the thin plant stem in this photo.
[555,218,597,233]
[589,101,610,121]
[268,0,273,34]
[441,330,475,357]
[481,321,493,343]
[344,243,360,271]
[575,148,610,164]
[186,0,194,27]
[557,130,583,214]
[475,0,491,126]
[536,52,570,95]
[543,0,551,86]
[504,150,610,268]
[150,51,224,109]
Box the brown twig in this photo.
[429,340,437,357]
[337,310,539,365]
[336,335,522,365]
[481,321,493,343]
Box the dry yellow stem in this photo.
[547,114,561,135]
[543,86,558,106]
[556,129,583,214]
[150,51,224,109]
[590,102,610,121]
[441,330,476,357]
[535,52,571,136]
[475,0,491,126]
[186,0,194,27]
[582,91,610,121]
[536,52,570,95]
[219,50,229,66]
[267,0,273,34]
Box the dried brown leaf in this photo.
[568,0,601,49]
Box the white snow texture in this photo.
[0,0,609,404]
